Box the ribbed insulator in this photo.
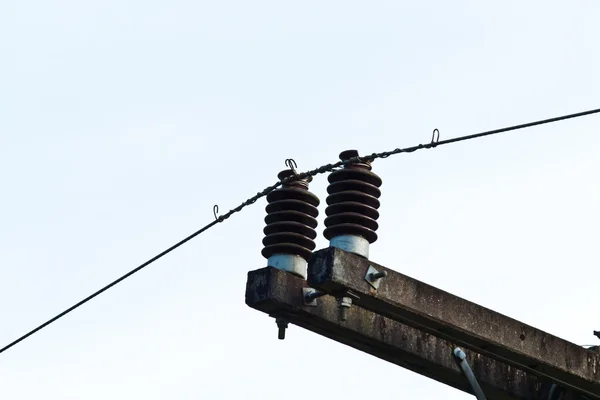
[262,169,320,261]
[323,150,382,244]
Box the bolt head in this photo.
[338,296,352,308]
[275,318,289,328]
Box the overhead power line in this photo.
[1,106,599,356]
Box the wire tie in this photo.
[431,128,440,147]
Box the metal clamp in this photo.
[303,288,325,306]
[364,265,388,289]
[453,347,487,400]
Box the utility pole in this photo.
[245,151,600,400]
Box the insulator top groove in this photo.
[261,243,313,261]
[267,187,320,206]
[327,179,381,198]
[263,221,317,240]
[327,168,382,187]
[325,201,380,220]
[265,210,318,228]
[339,149,373,170]
[263,232,315,249]
[266,199,318,218]
[326,190,380,209]
[324,213,378,231]
[323,223,378,243]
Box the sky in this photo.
[1,1,599,399]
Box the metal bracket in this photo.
[303,288,324,306]
[453,347,487,400]
[364,265,387,289]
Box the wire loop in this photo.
[213,205,220,221]
[285,158,299,177]
[431,129,440,147]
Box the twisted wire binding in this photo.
[2,106,600,356]
[218,106,600,223]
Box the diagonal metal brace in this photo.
[454,347,487,400]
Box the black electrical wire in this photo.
[0,220,220,355]
[1,106,599,356]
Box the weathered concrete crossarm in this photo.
[306,247,600,399]
[246,266,552,400]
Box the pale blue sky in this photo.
[1,1,599,399]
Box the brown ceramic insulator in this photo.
[323,150,382,244]
[262,169,320,261]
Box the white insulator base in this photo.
[330,235,369,259]
[267,254,308,279]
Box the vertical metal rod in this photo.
[276,318,288,340]
[453,347,487,400]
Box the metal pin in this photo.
[365,265,387,289]
[369,271,388,281]
[305,289,325,301]
[304,289,324,301]
[303,288,325,306]
[276,318,289,340]
[338,297,352,321]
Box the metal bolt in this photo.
[276,318,289,340]
[453,347,467,361]
[304,289,325,302]
[302,288,326,306]
[364,265,387,289]
[338,296,352,321]
[369,270,388,281]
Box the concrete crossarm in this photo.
[307,247,600,399]
[246,266,552,400]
